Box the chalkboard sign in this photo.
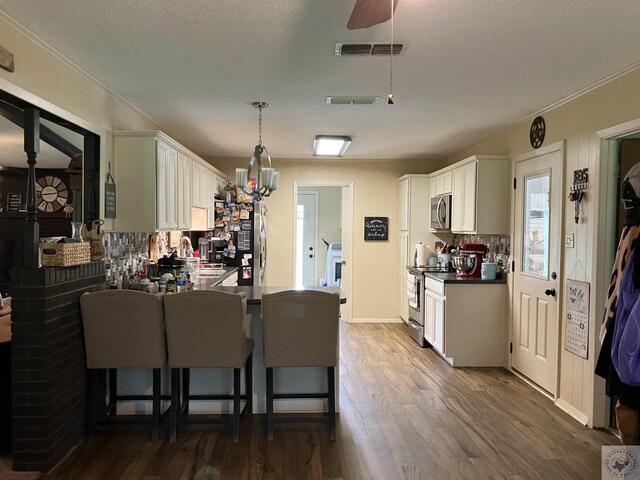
[7,193,21,212]
[364,216,388,241]
[105,170,116,218]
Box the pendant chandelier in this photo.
[235,102,279,202]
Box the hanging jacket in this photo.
[612,251,640,386]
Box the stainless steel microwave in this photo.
[430,195,451,230]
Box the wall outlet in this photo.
[320,230,327,237]
[565,233,574,248]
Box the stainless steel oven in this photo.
[406,269,426,347]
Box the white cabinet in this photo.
[399,178,409,231]
[424,282,445,354]
[114,131,227,232]
[424,277,507,367]
[434,171,452,196]
[177,152,192,231]
[399,232,409,322]
[156,140,178,231]
[398,175,435,322]
[433,155,508,235]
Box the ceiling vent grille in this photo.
[335,42,408,56]
[326,96,380,105]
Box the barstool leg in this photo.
[181,368,190,415]
[233,368,241,442]
[86,368,97,438]
[328,366,336,441]
[266,367,274,441]
[245,354,253,413]
[151,368,161,443]
[170,368,180,443]
[108,369,118,416]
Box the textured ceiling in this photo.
[1,0,640,160]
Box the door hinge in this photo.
[513,178,516,189]
[511,260,515,272]
[509,342,513,354]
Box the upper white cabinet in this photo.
[434,171,452,196]
[113,131,226,232]
[156,141,178,231]
[433,155,509,235]
[399,177,410,231]
[177,152,192,231]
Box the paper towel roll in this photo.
[416,243,428,267]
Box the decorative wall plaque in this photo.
[364,216,389,241]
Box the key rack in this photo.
[569,168,589,224]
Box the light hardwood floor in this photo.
[34,323,614,479]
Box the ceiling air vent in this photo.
[326,96,380,105]
[335,42,408,56]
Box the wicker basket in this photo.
[40,242,91,267]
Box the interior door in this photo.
[512,148,563,395]
[297,193,318,286]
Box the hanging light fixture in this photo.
[388,0,395,105]
[235,102,280,201]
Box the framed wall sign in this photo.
[364,216,388,241]
[105,168,116,218]
[7,193,21,212]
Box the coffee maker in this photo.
[455,243,488,278]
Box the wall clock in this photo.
[530,116,546,149]
[35,175,68,212]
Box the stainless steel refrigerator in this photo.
[214,200,267,286]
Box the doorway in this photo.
[511,142,564,396]
[293,181,353,322]
[296,192,318,287]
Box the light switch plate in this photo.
[565,233,574,248]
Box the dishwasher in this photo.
[406,270,426,347]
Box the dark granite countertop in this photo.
[407,266,507,284]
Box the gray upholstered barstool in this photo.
[79,290,167,442]
[163,290,253,443]
[261,289,340,441]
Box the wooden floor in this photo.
[33,323,614,479]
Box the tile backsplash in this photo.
[453,233,511,269]
[104,231,181,282]
[104,232,150,282]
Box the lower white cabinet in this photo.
[424,278,506,367]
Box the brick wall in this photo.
[10,262,105,472]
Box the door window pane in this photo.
[522,173,550,278]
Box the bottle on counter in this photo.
[176,273,188,293]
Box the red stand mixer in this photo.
[453,243,488,278]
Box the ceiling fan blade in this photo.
[347,0,399,30]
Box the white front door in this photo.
[297,192,318,286]
[512,148,563,395]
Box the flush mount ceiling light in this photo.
[235,102,280,202]
[313,135,352,157]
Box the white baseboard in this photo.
[555,398,589,425]
[350,317,403,323]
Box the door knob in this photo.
[544,288,556,297]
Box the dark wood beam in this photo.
[0,99,82,158]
